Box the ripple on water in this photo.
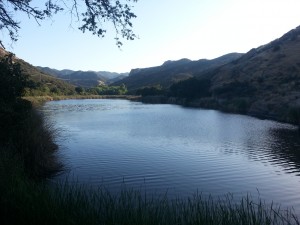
[44,99,300,213]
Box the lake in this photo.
[43,99,300,212]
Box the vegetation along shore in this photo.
[117,26,300,127]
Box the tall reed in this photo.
[0,99,62,179]
[1,174,299,225]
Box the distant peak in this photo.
[162,58,191,66]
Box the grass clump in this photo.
[0,52,62,179]
[0,99,62,179]
[1,157,299,225]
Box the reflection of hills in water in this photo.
[45,99,300,178]
[235,125,300,176]
[268,127,300,175]
[46,99,300,214]
[214,120,300,176]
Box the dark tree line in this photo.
[0,53,31,145]
[136,86,165,97]
[134,78,212,98]
[0,53,28,103]
[169,77,211,99]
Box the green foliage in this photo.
[75,86,85,94]
[24,82,76,96]
[88,84,128,95]
[0,53,76,97]
[21,71,76,97]
[170,77,211,99]
[0,53,61,178]
[0,105,61,178]
[0,54,28,102]
[136,85,166,97]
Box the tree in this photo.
[170,77,211,99]
[0,0,138,48]
[136,86,165,97]
[0,53,28,103]
[75,86,85,94]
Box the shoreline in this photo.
[24,94,299,129]
[23,95,140,106]
[136,95,300,128]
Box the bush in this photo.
[88,84,128,95]
[0,53,28,102]
[0,54,61,178]
[169,77,211,99]
[136,86,166,96]
[213,81,256,98]
[0,100,62,178]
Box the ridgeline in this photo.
[128,26,300,126]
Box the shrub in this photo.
[169,77,211,98]
[0,53,28,102]
[0,54,62,178]
[136,85,166,97]
[88,84,128,95]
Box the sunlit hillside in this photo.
[0,48,75,96]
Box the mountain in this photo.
[37,67,129,87]
[35,67,74,77]
[93,71,129,80]
[113,53,243,91]
[106,75,128,85]
[206,26,300,123]
[166,26,300,124]
[58,71,107,87]
[0,48,75,96]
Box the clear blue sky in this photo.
[2,0,300,73]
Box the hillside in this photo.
[206,26,300,123]
[0,48,75,96]
[113,53,243,91]
[37,67,129,87]
[166,26,300,124]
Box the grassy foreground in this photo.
[1,157,299,225]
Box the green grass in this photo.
[1,148,299,225]
[1,164,299,225]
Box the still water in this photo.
[43,99,300,211]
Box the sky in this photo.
[2,0,300,73]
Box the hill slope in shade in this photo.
[202,25,300,122]
[113,53,243,91]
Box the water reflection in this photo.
[43,99,300,213]
[268,127,300,175]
